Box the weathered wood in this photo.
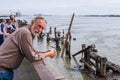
[13,59,40,80]
[74,44,120,79]
[33,61,55,80]
[54,27,57,39]
[61,13,75,57]
[13,58,67,80]
[66,42,71,59]
[32,61,67,80]
[46,63,66,80]
[106,61,120,73]
[80,58,95,72]
[72,46,91,57]
[72,44,120,80]
[49,27,52,34]
[84,49,120,74]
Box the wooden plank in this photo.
[33,61,67,80]
[13,59,40,80]
[46,63,66,80]
[106,61,120,73]
[33,61,55,80]
[13,58,67,80]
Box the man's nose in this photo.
[38,27,43,32]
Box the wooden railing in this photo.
[13,59,67,80]
[33,61,67,80]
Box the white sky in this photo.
[1,0,120,15]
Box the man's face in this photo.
[31,19,46,36]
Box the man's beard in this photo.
[33,30,41,36]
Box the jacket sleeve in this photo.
[18,32,45,62]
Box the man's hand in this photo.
[44,49,57,58]
[49,50,57,58]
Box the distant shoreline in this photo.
[80,15,120,17]
[1,14,120,17]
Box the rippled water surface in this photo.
[32,16,120,80]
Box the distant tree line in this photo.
[82,15,120,17]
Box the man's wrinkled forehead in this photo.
[34,17,47,24]
[36,19,46,26]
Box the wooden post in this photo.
[82,44,86,58]
[61,29,64,44]
[61,13,75,57]
[57,31,61,37]
[72,45,90,57]
[66,42,71,59]
[100,57,107,76]
[54,27,57,39]
[49,27,52,34]
[96,56,101,76]
[46,33,50,42]
[53,27,61,50]
[55,38,61,50]
[63,29,64,39]
[84,46,91,69]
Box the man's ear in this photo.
[30,20,34,27]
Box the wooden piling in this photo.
[82,44,86,58]
[66,42,71,59]
[73,44,120,79]
[61,29,64,44]
[61,13,75,57]
[54,27,57,39]
[83,46,91,69]
[49,27,52,34]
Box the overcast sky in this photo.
[1,0,120,15]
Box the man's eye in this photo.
[38,25,44,30]
[38,25,41,28]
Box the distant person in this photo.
[9,15,18,29]
[6,20,15,34]
[0,16,57,80]
[0,19,7,45]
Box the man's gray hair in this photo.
[34,16,47,24]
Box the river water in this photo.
[21,15,120,80]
